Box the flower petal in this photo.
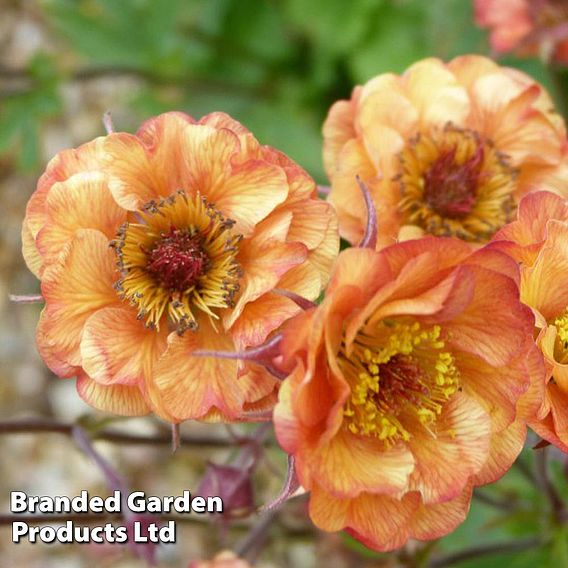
[210,159,289,236]
[37,229,120,377]
[328,138,378,245]
[81,306,168,387]
[22,219,43,277]
[404,58,470,126]
[226,212,308,328]
[473,420,526,486]
[323,98,357,177]
[152,316,266,421]
[521,220,568,321]
[334,490,420,552]
[492,191,568,266]
[458,351,529,432]
[445,265,533,366]
[230,262,321,350]
[408,393,491,503]
[409,484,472,541]
[36,172,126,265]
[76,373,150,416]
[301,429,414,498]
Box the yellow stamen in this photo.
[112,191,242,333]
[554,308,568,364]
[396,123,517,242]
[339,321,460,446]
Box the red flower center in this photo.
[423,145,483,219]
[373,354,430,415]
[397,124,517,242]
[340,322,459,443]
[146,226,209,291]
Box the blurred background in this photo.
[1,1,567,567]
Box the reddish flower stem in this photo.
[0,418,266,447]
[272,288,317,310]
[103,110,114,134]
[234,509,279,563]
[193,334,287,380]
[356,175,378,249]
[534,446,565,523]
[171,422,181,453]
[9,294,43,304]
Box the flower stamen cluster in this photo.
[340,322,459,444]
[112,191,242,334]
[397,124,517,241]
[554,308,568,363]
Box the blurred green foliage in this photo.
[2,0,558,183]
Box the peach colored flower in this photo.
[189,551,251,568]
[323,55,568,248]
[274,239,541,550]
[475,0,568,64]
[23,112,338,421]
[492,191,568,450]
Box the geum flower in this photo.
[491,191,568,451]
[272,234,542,551]
[323,55,568,248]
[475,0,568,64]
[22,112,338,421]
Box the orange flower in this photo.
[475,0,568,64]
[23,112,338,421]
[492,191,568,451]
[189,551,251,568]
[323,55,568,248]
[274,239,540,550]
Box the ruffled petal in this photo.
[445,265,533,367]
[80,306,168,387]
[458,351,529,432]
[323,98,357,177]
[300,430,414,498]
[37,229,120,377]
[311,486,420,552]
[409,484,472,541]
[209,159,289,236]
[226,212,308,328]
[473,420,526,486]
[36,172,126,266]
[21,218,43,277]
[230,262,321,350]
[492,191,568,266]
[521,220,568,321]
[76,373,150,416]
[152,316,270,421]
[326,246,392,299]
[408,393,491,503]
[328,138,379,245]
[404,58,470,126]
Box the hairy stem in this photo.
[0,418,269,448]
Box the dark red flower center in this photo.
[372,354,430,416]
[146,226,209,291]
[423,144,483,219]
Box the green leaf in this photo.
[286,0,384,57]
[18,120,40,172]
[348,2,427,81]
[221,0,290,62]
[240,101,326,183]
